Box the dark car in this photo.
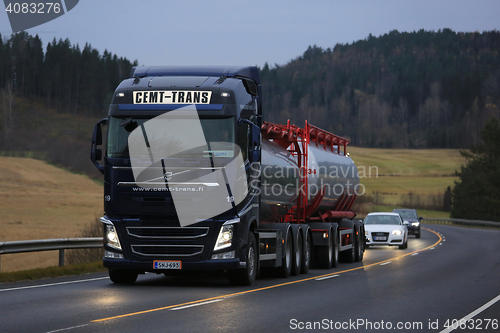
[393,209,422,238]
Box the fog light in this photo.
[211,251,235,260]
[104,250,124,259]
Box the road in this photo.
[1,224,499,333]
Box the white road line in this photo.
[0,277,108,292]
[411,253,419,256]
[439,293,500,333]
[379,262,391,266]
[430,247,435,250]
[170,299,223,311]
[315,274,340,281]
[45,324,89,333]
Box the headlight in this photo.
[214,224,234,251]
[392,230,402,236]
[106,224,122,250]
[411,222,420,226]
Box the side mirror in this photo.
[91,118,108,174]
[418,217,423,221]
[403,221,409,226]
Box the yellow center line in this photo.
[91,227,442,323]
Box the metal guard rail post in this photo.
[0,238,103,272]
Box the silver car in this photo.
[364,212,408,249]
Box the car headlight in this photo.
[392,230,402,236]
[106,224,122,250]
[411,222,420,226]
[214,224,234,251]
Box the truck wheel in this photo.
[277,229,292,278]
[108,269,138,284]
[354,229,364,262]
[316,228,333,269]
[331,228,339,268]
[228,232,257,286]
[300,231,311,274]
[291,232,303,276]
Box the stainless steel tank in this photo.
[260,139,359,220]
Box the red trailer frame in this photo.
[261,120,357,225]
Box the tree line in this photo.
[452,118,500,221]
[0,31,136,117]
[260,29,500,148]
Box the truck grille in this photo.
[127,227,209,239]
[131,245,204,257]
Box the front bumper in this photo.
[407,225,420,235]
[101,215,246,273]
[103,257,243,272]
[365,232,404,246]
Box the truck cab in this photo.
[91,66,262,284]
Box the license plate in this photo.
[153,260,182,270]
[374,236,387,241]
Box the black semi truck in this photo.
[91,66,364,285]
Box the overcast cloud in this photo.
[1,0,499,67]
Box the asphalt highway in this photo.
[1,224,499,333]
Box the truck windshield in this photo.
[107,116,235,158]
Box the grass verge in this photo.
[0,261,107,284]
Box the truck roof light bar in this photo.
[130,66,261,85]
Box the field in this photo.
[0,157,102,272]
[349,147,465,218]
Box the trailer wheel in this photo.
[291,232,303,276]
[331,228,339,268]
[354,229,364,262]
[300,231,311,274]
[277,229,292,278]
[316,228,333,269]
[108,269,138,284]
[228,232,257,286]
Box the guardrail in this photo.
[1,218,498,272]
[423,218,500,229]
[0,238,103,272]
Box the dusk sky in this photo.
[1,0,499,68]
